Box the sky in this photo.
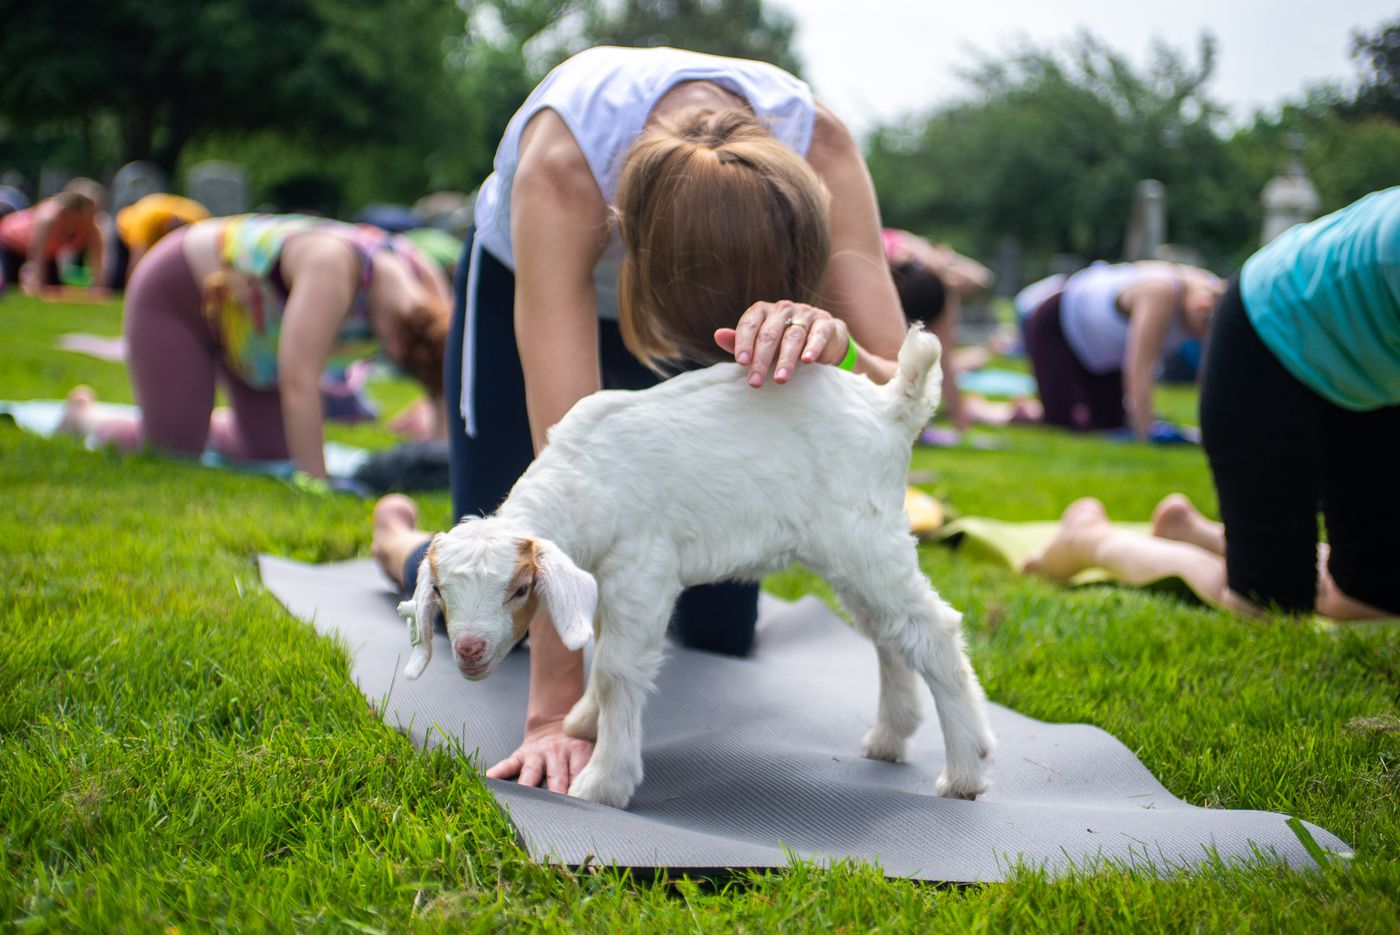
[766,0,1396,138]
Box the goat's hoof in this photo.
[935,768,989,801]
[567,766,636,809]
[861,726,908,763]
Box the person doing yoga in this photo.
[1026,188,1400,619]
[1024,260,1224,438]
[370,45,912,795]
[61,214,451,477]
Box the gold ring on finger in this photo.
[784,318,809,330]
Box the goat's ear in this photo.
[397,536,440,679]
[532,538,596,650]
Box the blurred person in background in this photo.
[0,178,108,296]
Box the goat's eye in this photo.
[511,585,529,601]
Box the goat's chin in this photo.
[456,649,505,681]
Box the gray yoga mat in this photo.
[260,556,1350,882]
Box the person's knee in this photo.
[676,623,755,657]
[669,583,758,657]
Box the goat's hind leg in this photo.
[845,569,995,799]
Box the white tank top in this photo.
[472,45,816,320]
[1060,263,1189,374]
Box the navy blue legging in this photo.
[404,230,758,656]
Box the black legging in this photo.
[1024,293,1127,431]
[1199,276,1400,614]
[406,230,759,655]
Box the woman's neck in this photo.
[648,80,749,125]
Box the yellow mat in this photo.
[904,487,946,536]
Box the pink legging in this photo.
[119,229,289,460]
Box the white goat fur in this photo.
[399,326,995,808]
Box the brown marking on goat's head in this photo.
[427,541,440,583]
[507,538,541,645]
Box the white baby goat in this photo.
[398,326,995,809]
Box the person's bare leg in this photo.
[58,385,142,449]
[372,494,432,588]
[1024,497,1236,610]
[1151,493,1225,556]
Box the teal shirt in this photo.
[1241,187,1400,411]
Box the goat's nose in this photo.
[454,636,487,664]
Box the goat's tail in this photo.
[883,325,943,435]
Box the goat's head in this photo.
[397,517,596,680]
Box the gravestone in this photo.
[1260,134,1319,245]
[992,235,1021,298]
[1123,179,1166,261]
[37,166,71,199]
[111,161,169,212]
[186,161,249,218]
[415,190,477,238]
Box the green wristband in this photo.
[837,335,860,372]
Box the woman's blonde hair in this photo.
[615,108,830,373]
[55,177,104,214]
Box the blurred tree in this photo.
[1225,16,1400,230]
[1344,17,1400,121]
[0,0,461,175]
[450,0,587,187]
[580,0,801,74]
[865,32,1258,272]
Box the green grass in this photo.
[2,295,1398,931]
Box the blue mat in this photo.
[0,399,370,479]
[957,368,1036,398]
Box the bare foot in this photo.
[58,385,97,437]
[372,494,428,586]
[1023,497,1112,580]
[1151,493,1224,555]
[1151,493,1198,542]
[388,398,436,441]
[1010,398,1042,424]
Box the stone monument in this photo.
[186,161,249,218]
[110,161,169,212]
[1124,179,1166,261]
[1260,133,1320,245]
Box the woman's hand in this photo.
[485,716,594,794]
[715,300,850,388]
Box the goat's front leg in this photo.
[566,591,670,809]
[562,686,598,741]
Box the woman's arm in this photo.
[276,237,360,476]
[482,109,610,794]
[510,111,611,452]
[729,104,912,387]
[1121,280,1176,440]
[20,203,57,293]
[932,289,969,429]
[83,218,106,292]
[804,102,908,364]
